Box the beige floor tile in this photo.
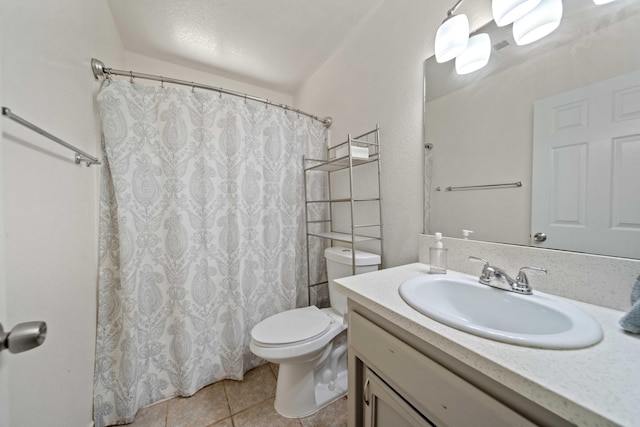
[130,400,168,427]
[224,364,277,414]
[300,396,348,427]
[166,382,231,427]
[131,365,348,427]
[232,397,302,427]
[207,417,233,427]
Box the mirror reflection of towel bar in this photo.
[435,181,522,191]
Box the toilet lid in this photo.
[251,306,332,346]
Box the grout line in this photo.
[205,416,233,427]
[163,399,169,427]
[222,379,233,418]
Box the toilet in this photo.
[250,247,381,418]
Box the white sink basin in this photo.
[399,273,603,349]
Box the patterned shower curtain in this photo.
[93,79,327,426]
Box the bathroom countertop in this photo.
[334,263,640,427]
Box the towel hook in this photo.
[129,71,134,84]
[160,76,164,88]
[191,82,195,93]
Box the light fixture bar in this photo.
[446,0,465,17]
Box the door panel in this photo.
[532,70,640,258]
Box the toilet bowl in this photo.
[249,247,380,418]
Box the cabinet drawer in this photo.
[349,311,536,427]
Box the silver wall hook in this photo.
[160,76,164,88]
[129,71,134,84]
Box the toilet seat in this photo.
[252,306,332,347]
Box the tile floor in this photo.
[128,363,348,427]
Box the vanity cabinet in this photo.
[348,309,549,427]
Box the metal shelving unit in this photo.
[304,126,384,304]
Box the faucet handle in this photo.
[516,266,547,282]
[514,267,547,294]
[469,256,493,283]
[468,256,489,266]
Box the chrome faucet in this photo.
[468,256,547,295]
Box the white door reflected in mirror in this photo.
[532,71,640,259]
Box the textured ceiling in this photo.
[108,0,385,93]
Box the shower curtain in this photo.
[93,79,327,426]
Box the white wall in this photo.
[0,10,10,425]
[294,0,426,267]
[294,0,492,268]
[1,1,123,425]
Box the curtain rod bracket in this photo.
[91,58,105,80]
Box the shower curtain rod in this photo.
[91,59,332,128]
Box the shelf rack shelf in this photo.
[303,126,384,305]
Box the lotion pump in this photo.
[429,232,448,274]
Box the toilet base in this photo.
[314,369,348,411]
[274,365,347,418]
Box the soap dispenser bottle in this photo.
[429,232,448,274]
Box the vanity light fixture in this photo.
[455,33,491,75]
[492,0,542,27]
[592,0,616,4]
[434,0,470,63]
[513,0,563,46]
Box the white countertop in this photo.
[334,263,640,427]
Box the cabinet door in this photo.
[363,366,434,427]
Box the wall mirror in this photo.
[424,0,640,259]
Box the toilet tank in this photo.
[324,247,381,315]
